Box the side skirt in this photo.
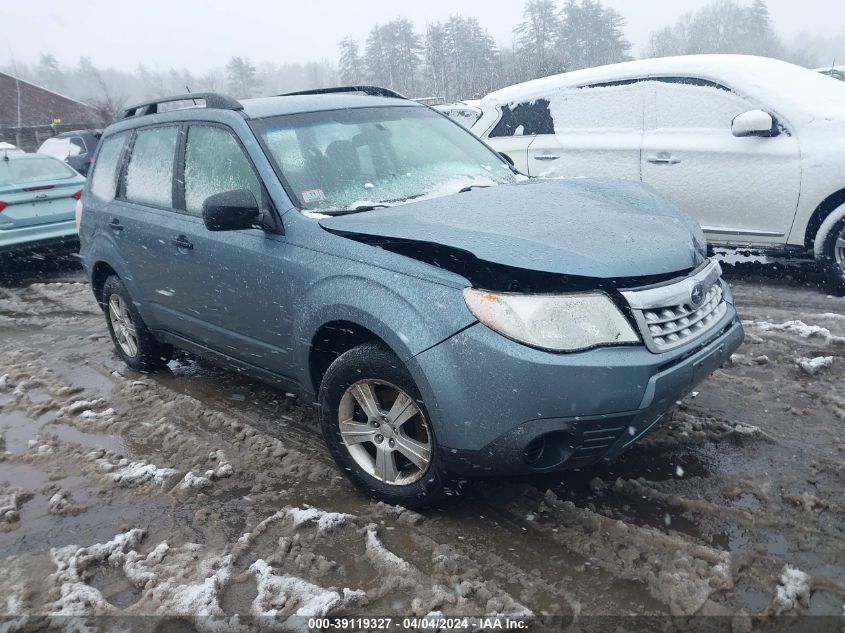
[154,330,314,402]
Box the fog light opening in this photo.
[522,431,575,469]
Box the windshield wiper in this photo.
[319,204,390,216]
[458,185,491,193]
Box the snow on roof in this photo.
[482,55,845,121]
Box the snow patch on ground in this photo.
[743,319,845,344]
[288,507,352,533]
[249,559,366,630]
[773,565,811,615]
[93,456,178,488]
[365,525,411,572]
[0,488,28,529]
[180,471,213,490]
[795,356,834,375]
[49,529,146,616]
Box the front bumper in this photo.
[409,302,743,476]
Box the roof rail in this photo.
[119,92,243,120]
[279,86,407,100]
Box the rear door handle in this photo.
[646,153,681,165]
[171,236,193,250]
[534,154,560,161]
[109,219,124,231]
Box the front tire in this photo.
[318,342,447,508]
[102,275,172,372]
[820,216,845,296]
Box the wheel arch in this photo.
[309,320,393,399]
[90,261,119,309]
[295,274,473,398]
[804,188,845,252]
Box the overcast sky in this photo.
[4,0,844,71]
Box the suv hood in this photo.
[319,178,705,280]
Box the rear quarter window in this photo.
[90,133,129,201]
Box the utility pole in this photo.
[8,49,23,148]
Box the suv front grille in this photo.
[621,260,728,353]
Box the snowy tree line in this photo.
[1,0,824,123]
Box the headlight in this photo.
[463,288,639,352]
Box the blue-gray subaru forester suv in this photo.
[78,87,743,508]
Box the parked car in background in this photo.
[433,100,482,129]
[37,129,102,176]
[471,54,845,293]
[817,66,845,82]
[78,89,742,507]
[0,152,85,256]
[0,142,24,154]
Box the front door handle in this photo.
[534,154,560,161]
[171,236,193,250]
[646,153,681,165]
[109,219,124,231]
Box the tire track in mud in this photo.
[1,278,844,628]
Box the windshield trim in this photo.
[248,105,515,214]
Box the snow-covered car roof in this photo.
[481,55,845,122]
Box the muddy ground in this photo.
[0,254,843,633]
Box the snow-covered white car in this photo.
[434,100,482,129]
[817,66,845,82]
[0,142,24,154]
[471,55,845,293]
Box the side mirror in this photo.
[732,110,778,137]
[202,189,260,231]
[499,152,514,166]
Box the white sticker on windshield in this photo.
[302,189,326,203]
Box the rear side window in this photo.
[90,133,127,201]
[489,100,553,137]
[550,83,645,130]
[125,126,179,208]
[183,125,262,216]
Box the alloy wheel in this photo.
[108,293,139,358]
[338,379,432,486]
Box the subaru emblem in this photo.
[690,282,705,307]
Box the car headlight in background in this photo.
[463,288,639,352]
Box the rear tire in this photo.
[318,342,448,508]
[102,275,172,372]
[820,216,845,296]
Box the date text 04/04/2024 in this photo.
[307,616,529,630]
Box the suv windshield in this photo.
[251,106,517,212]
